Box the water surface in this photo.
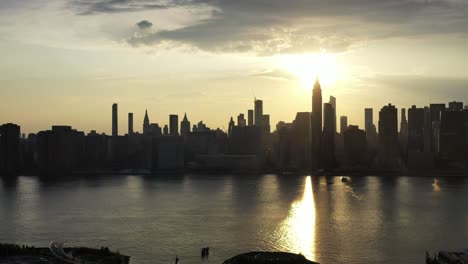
[1,175,467,263]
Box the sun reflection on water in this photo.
[278,176,316,260]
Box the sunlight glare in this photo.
[278,53,342,89]
[278,176,316,260]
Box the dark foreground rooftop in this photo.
[223,252,319,264]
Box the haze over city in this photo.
[1,0,468,134]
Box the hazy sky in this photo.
[1,0,468,134]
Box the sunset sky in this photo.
[1,0,468,134]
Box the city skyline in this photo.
[2,0,468,134]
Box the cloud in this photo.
[68,0,173,15]
[68,0,468,54]
[365,74,468,103]
[136,20,153,29]
[252,69,296,81]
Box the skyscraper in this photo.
[248,109,254,126]
[340,116,348,134]
[323,103,336,168]
[112,103,118,137]
[0,123,21,175]
[365,108,378,150]
[365,108,373,132]
[408,105,425,152]
[311,78,322,169]
[180,113,191,136]
[169,115,179,135]
[237,113,246,127]
[378,104,400,168]
[254,99,263,127]
[143,110,150,135]
[448,101,463,111]
[163,125,169,136]
[128,113,134,135]
[400,108,408,153]
[329,96,336,134]
[228,117,235,137]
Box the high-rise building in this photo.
[169,115,179,135]
[365,108,373,132]
[329,96,336,134]
[254,99,263,127]
[340,116,348,134]
[228,117,235,137]
[0,123,21,175]
[311,78,322,169]
[128,113,134,135]
[143,110,150,135]
[365,108,378,150]
[440,110,465,161]
[248,110,254,126]
[429,104,446,153]
[237,113,246,127]
[343,125,367,168]
[181,113,191,136]
[323,103,336,168]
[448,101,463,111]
[378,104,400,168]
[262,114,270,134]
[163,125,169,136]
[400,108,408,153]
[112,103,118,136]
[408,105,425,152]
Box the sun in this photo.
[277,53,341,89]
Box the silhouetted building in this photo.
[448,101,463,111]
[311,78,322,169]
[37,126,86,174]
[248,109,254,126]
[163,125,169,136]
[128,113,134,135]
[237,114,246,127]
[181,113,191,136]
[143,110,150,135]
[430,103,446,153]
[262,114,270,134]
[400,108,408,154]
[408,105,425,152]
[340,116,348,134]
[289,112,311,169]
[343,125,367,168]
[229,126,261,156]
[153,136,184,170]
[228,117,235,137]
[112,103,118,136]
[323,103,335,169]
[255,99,263,127]
[0,123,21,176]
[169,115,179,136]
[439,110,465,166]
[377,104,401,169]
[149,123,162,136]
[365,108,378,150]
[330,96,337,135]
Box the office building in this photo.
[112,103,118,136]
[169,115,179,136]
[248,110,254,126]
[128,113,134,135]
[340,116,348,134]
[255,99,263,127]
[311,78,322,169]
[181,113,191,136]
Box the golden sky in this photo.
[1,0,468,134]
